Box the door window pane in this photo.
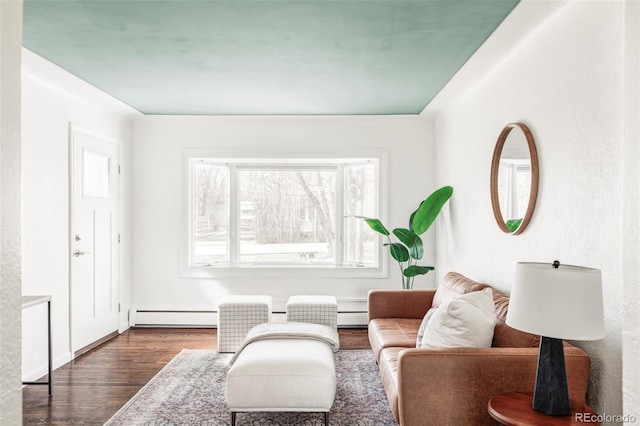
[83,149,110,198]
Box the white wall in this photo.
[0,1,23,424]
[21,50,139,380]
[622,0,640,421]
[132,115,435,321]
[429,0,626,419]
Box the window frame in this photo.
[181,148,388,279]
[498,159,531,220]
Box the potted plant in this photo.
[358,185,453,289]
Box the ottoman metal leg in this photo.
[231,412,236,425]
[324,411,329,425]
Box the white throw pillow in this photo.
[415,307,437,347]
[419,288,497,348]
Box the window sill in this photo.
[180,264,387,279]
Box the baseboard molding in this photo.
[74,331,119,358]
[130,310,217,327]
[22,352,72,383]
[130,298,368,328]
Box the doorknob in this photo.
[74,250,91,257]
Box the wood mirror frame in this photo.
[490,122,539,235]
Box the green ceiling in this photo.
[23,0,519,115]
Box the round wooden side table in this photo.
[488,392,601,425]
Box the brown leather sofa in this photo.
[368,272,592,425]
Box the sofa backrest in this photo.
[434,272,540,348]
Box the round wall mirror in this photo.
[490,122,539,234]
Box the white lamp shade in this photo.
[506,262,605,340]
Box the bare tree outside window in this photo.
[238,169,336,263]
[344,163,376,266]
[193,162,228,265]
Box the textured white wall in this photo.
[21,50,139,379]
[132,115,435,316]
[430,1,626,419]
[0,1,23,424]
[622,0,640,422]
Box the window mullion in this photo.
[373,159,381,268]
[229,164,239,265]
[336,164,344,266]
[188,159,196,267]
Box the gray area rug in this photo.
[104,349,397,425]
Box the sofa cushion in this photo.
[378,347,403,422]
[432,272,490,307]
[368,318,422,361]
[420,288,497,348]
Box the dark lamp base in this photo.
[533,336,571,416]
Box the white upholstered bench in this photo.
[225,322,339,425]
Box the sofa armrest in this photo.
[368,289,435,321]
[396,346,590,426]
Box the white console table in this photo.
[22,295,52,396]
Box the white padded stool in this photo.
[217,295,272,353]
[286,295,338,331]
[226,339,336,425]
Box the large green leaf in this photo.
[410,236,424,260]
[393,228,424,260]
[385,243,409,262]
[408,210,417,230]
[361,217,390,236]
[403,265,435,277]
[411,186,453,235]
[393,228,417,246]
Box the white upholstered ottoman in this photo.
[286,295,338,331]
[226,323,339,425]
[217,295,272,353]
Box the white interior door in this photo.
[70,126,120,353]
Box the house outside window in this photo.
[185,154,383,276]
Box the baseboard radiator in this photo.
[130,298,368,328]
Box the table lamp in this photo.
[506,261,604,416]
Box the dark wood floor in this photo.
[22,327,370,425]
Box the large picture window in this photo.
[187,157,380,270]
